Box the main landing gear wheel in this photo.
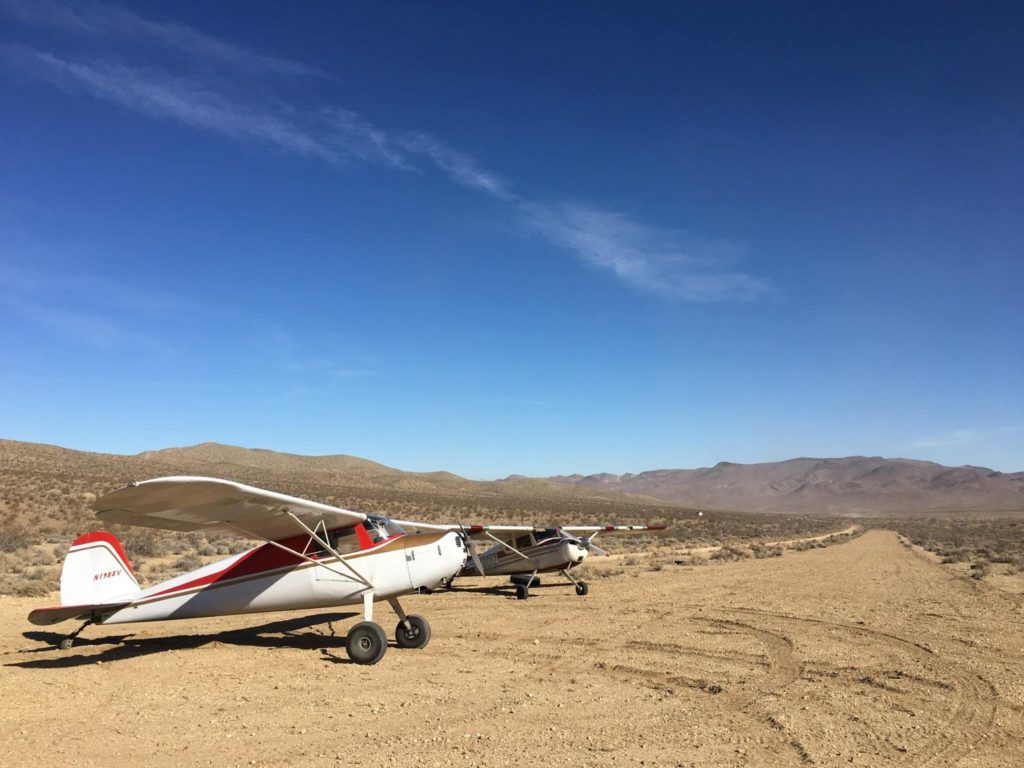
[511,575,541,588]
[515,583,529,600]
[395,615,431,649]
[346,621,388,665]
[575,582,589,596]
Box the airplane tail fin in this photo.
[59,531,140,607]
[27,532,140,626]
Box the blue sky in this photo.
[1,1,1021,477]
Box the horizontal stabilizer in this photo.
[28,601,130,626]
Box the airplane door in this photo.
[399,538,417,592]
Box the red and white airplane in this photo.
[28,476,468,664]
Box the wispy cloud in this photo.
[520,202,769,300]
[2,47,345,164]
[397,132,514,199]
[1,1,769,302]
[0,0,326,78]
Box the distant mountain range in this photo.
[539,456,1024,515]
[2,439,1021,516]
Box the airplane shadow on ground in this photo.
[446,582,571,598]
[9,612,362,669]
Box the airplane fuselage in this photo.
[460,535,587,578]
[99,530,465,625]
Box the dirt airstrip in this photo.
[2,530,1023,767]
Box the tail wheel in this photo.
[346,621,388,665]
[395,615,431,649]
[515,583,529,600]
[575,582,589,596]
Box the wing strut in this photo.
[282,511,374,589]
[223,519,372,590]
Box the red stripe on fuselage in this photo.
[147,531,407,599]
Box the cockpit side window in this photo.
[515,534,533,549]
[328,527,361,555]
[363,515,404,542]
[362,520,388,544]
[533,528,558,544]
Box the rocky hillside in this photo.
[540,456,1024,515]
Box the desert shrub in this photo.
[673,554,705,566]
[591,567,625,579]
[710,545,749,561]
[791,539,826,552]
[0,520,35,552]
[970,561,992,580]
[120,527,173,559]
[750,543,784,559]
[173,553,202,571]
[29,548,56,566]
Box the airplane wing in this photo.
[93,476,366,541]
[560,524,666,533]
[389,521,541,535]
[395,522,665,535]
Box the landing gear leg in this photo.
[389,597,431,649]
[346,591,388,665]
[58,619,93,651]
[561,568,589,596]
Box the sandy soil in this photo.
[3,530,1023,767]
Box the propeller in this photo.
[458,522,486,576]
[578,534,608,557]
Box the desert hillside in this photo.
[540,456,1024,515]
[0,439,854,596]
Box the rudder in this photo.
[60,531,140,606]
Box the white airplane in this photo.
[28,476,468,665]
[397,521,666,599]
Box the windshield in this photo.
[534,528,560,543]
[364,515,404,542]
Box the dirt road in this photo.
[2,530,1022,767]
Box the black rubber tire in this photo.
[346,621,388,665]
[575,582,589,596]
[395,615,431,649]
[511,575,541,587]
[515,583,529,600]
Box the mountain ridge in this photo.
[534,455,1024,515]
[2,439,1021,515]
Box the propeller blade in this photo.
[580,535,608,557]
[459,522,486,576]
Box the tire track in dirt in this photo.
[700,618,811,764]
[711,606,998,767]
[593,614,812,764]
